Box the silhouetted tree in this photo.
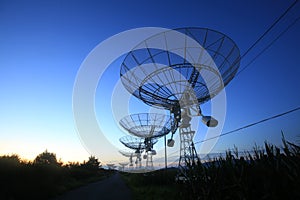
[0,154,21,166]
[81,156,101,170]
[66,161,81,168]
[34,150,60,165]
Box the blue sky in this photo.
[0,0,300,164]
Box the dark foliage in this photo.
[121,168,182,200]
[33,150,60,166]
[0,151,108,200]
[181,135,300,200]
[122,135,300,200]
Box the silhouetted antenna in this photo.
[119,135,157,171]
[119,113,175,138]
[120,113,175,170]
[120,27,241,175]
[119,135,147,150]
[119,149,137,168]
[118,162,129,172]
[121,27,240,109]
[106,163,116,170]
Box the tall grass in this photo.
[122,134,300,200]
[182,135,300,199]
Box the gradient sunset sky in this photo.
[0,0,300,165]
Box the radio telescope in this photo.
[106,163,116,170]
[119,162,129,172]
[119,149,137,168]
[120,27,241,170]
[120,113,175,170]
[119,135,158,170]
[119,113,176,138]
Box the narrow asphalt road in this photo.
[53,173,132,200]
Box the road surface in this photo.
[53,173,132,200]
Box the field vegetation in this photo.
[122,134,300,200]
[1,134,299,200]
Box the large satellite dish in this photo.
[120,27,240,109]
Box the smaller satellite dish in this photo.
[143,154,147,159]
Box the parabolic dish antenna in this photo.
[120,27,240,109]
[120,113,172,171]
[119,149,136,168]
[119,149,136,157]
[119,113,176,138]
[119,135,157,150]
[106,164,116,170]
[119,134,159,171]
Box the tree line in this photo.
[0,150,109,199]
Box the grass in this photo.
[121,134,300,200]
[121,169,183,200]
